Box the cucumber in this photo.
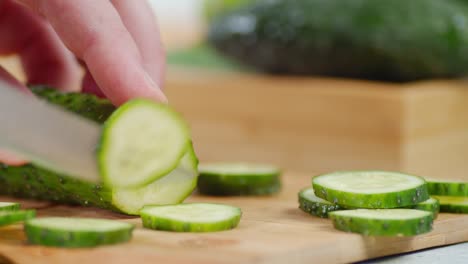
[197,162,281,196]
[140,203,242,232]
[30,86,115,123]
[112,145,199,215]
[0,202,20,211]
[25,217,134,248]
[312,171,429,208]
[329,209,433,236]
[298,187,342,218]
[433,196,468,214]
[405,197,440,218]
[0,87,198,215]
[0,210,35,226]
[99,99,190,188]
[427,179,468,196]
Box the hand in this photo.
[0,0,168,165]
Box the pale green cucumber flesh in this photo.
[25,217,134,248]
[432,196,468,214]
[198,162,281,196]
[0,202,20,211]
[112,145,199,215]
[405,197,440,218]
[298,187,342,218]
[99,99,190,188]
[329,209,433,236]
[427,179,468,196]
[140,203,241,232]
[0,210,35,226]
[312,171,429,208]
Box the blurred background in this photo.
[147,0,468,181]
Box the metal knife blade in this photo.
[0,81,101,182]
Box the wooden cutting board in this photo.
[0,172,466,264]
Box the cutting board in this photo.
[0,172,466,264]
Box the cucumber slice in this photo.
[312,171,429,208]
[405,197,440,218]
[140,203,241,232]
[329,209,433,236]
[0,210,35,226]
[427,179,468,196]
[25,217,134,248]
[433,196,468,214]
[298,187,342,218]
[198,162,281,196]
[99,99,190,188]
[112,145,199,214]
[0,202,20,211]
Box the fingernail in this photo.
[144,72,168,103]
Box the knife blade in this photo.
[0,81,101,183]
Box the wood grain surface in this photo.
[0,172,466,264]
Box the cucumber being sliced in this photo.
[0,202,20,211]
[99,99,190,188]
[197,162,281,196]
[427,179,468,196]
[0,89,199,215]
[329,209,433,236]
[433,196,468,214]
[112,145,199,214]
[0,210,35,226]
[140,203,241,232]
[298,187,342,218]
[312,171,429,208]
[25,217,134,248]
[405,197,440,218]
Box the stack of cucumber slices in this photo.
[299,171,445,236]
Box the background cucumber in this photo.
[433,196,468,214]
[208,0,468,82]
[197,162,281,196]
[0,87,199,215]
[298,187,342,218]
[427,179,468,196]
[141,203,242,232]
[0,210,35,226]
[329,209,433,236]
[25,217,134,248]
[312,171,429,208]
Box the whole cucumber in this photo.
[208,0,468,82]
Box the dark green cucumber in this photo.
[298,187,342,218]
[405,197,440,218]
[208,0,468,82]
[312,171,429,209]
[0,210,35,226]
[329,209,433,236]
[0,87,198,215]
[25,217,134,248]
[0,202,20,211]
[433,196,468,214]
[197,162,281,196]
[140,203,242,232]
[30,86,115,123]
[427,179,468,197]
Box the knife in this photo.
[0,81,101,183]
